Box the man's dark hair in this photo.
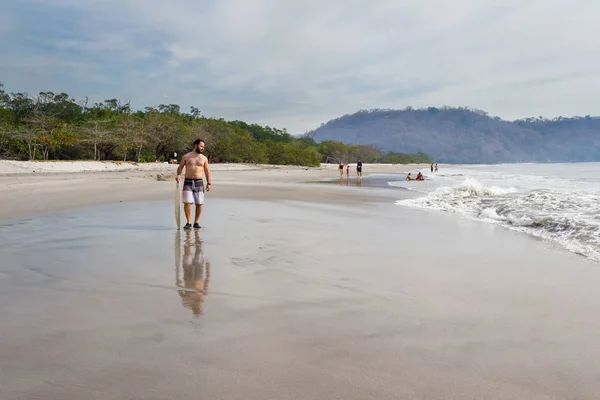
[193,138,204,147]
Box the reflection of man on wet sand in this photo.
[176,230,211,316]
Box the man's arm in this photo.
[203,156,211,191]
[176,155,186,183]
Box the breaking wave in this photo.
[396,179,600,262]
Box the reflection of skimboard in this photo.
[175,230,181,287]
[174,181,181,229]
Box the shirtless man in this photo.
[176,139,211,230]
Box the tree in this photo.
[34,92,82,123]
[81,119,115,160]
[296,133,317,147]
[189,106,201,119]
[143,110,190,161]
[103,99,131,114]
[158,104,181,114]
[39,121,77,160]
[347,144,382,163]
[0,82,8,105]
[210,127,268,163]
[318,140,348,163]
[3,92,34,126]
[10,126,38,160]
[19,115,76,160]
[114,115,147,161]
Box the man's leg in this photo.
[192,183,204,229]
[194,204,202,224]
[182,181,194,229]
[184,203,192,224]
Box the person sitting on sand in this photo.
[416,172,424,181]
[406,173,414,181]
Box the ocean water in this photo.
[392,163,600,263]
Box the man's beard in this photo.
[195,148,202,154]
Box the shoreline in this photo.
[3,160,596,266]
[0,159,433,176]
[0,161,428,221]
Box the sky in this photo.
[1,0,599,133]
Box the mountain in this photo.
[307,107,600,163]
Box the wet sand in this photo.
[1,163,600,399]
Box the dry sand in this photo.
[1,161,599,400]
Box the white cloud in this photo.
[3,0,600,132]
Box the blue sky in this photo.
[1,0,599,133]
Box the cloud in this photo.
[1,0,599,132]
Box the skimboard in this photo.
[174,181,181,229]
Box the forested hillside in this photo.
[308,107,600,163]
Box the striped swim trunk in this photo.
[182,178,205,205]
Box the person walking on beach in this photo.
[339,161,344,177]
[356,159,363,179]
[176,139,212,230]
[346,164,350,177]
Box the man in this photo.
[176,139,211,230]
[356,159,363,178]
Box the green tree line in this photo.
[0,83,433,166]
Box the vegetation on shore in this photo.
[0,83,433,166]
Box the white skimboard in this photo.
[175,181,181,229]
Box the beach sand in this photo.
[1,161,599,399]
[0,161,418,220]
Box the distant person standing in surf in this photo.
[176,139,212,230]
[339,161,344,177]
[356,159,363,180]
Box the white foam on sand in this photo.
[396,178,600,262]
